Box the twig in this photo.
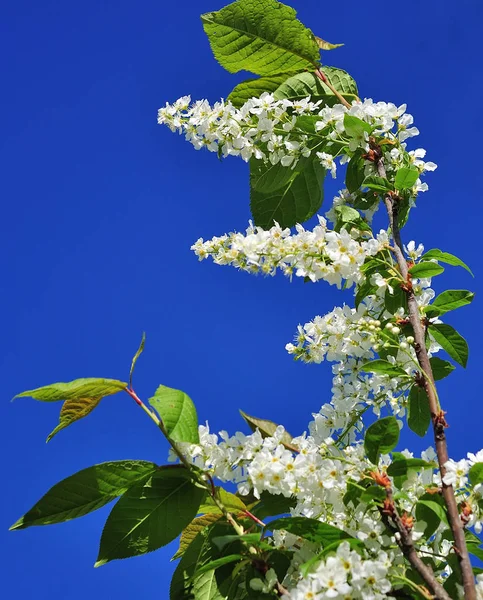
[315,69,352,109]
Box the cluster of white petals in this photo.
[287,542,393,600]
[443,450,483,533]
[179,424,409,514]
[173,419,483,595]
[192,217,389,289]
[158,94,436,195]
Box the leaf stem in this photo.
[124,387,193,472]
[315,68,352,109]
[392,574,435,600]
[125,387,252,541]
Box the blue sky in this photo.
[2,0,483,597]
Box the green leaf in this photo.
[384,285,407,315]
[149,384,199,444]
[360,256,385,275]
[343,479,368,508]
[172,513,221,561]
[250,158,325,228]
[345,150,365,193]
[469,463,483,486]
[444,552,462,598]
[429,323,469,368]
[468,545,483,562]
[250,157,299,194]
[129,332,146,388]
[14,377,127,402]
[407,385,431,438]
[273,68,358,106]
[364,416,400,464]
[194,554,245,577]
[425,289,474,317]
[409,262,445,278]
[14,378,128,440]
[269,516,353,545]
[46,396,103,442]
[360,360,410,378]
[95,467,204,566]
[387,457,434,477]
[267,550,292,583]
[333,205,371,234]
[10,460,157,530]
[421,249,473,276]
[362,176,393,192]
[239,410,296,451]
[334,204,360,223]
[171,523,235,600]
[429,357,455,381]
[201,0,320,76]
[360,485,386,504]
[352,191,380,212]
[355,279,378,309]
[343,114,372,138]
[415,493,447,537]
[293,115,325,135]
[465,529,482,547]
[416,498,449,529]
[250,491,296,520]
[199,488,248,515]
[394,167,419,190]
[227,73,294,108]
[212,533,262,551]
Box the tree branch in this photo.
[380,486,451,600]
[377,155,476,600]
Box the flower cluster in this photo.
[159,93,436,196]
[177,422,432,524]
[287,541,393,600]
[172,421,483,596]
[192,217,389,289]
[286,304,383,363]
[176,423,372,517]
[443,450,483,533]
[158,93,318,166]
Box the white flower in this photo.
[442,459,470,488]
[468,449,483,464]
[317,152,337,178]
[404,240,424,260]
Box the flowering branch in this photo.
[375,474,452,600]
[381,178,477,600]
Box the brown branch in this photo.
[377,155,476,600]
[381,487,451,600]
